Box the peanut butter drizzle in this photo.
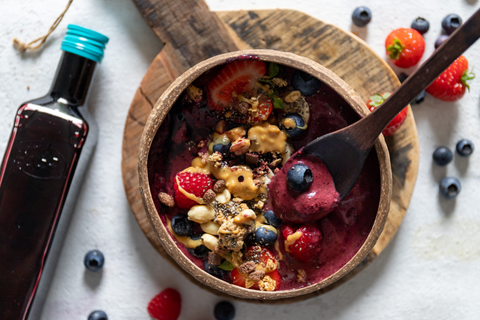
[248,122,287,154]
[284,231,303,252]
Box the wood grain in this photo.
[121,9,420,301]
[131,0,239,77]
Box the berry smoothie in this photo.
[147,59,380,291]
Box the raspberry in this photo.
[147,288,181,320]
[173,171,213,209]
[281,223,323,262]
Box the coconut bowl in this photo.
[138,49,392,300]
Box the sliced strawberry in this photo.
[248,95,273,123]
[245,245,277,266]
[266,269,282,290]
[231,268,259,290]
[173,171,213,209]
[207,60,267,112]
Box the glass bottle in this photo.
[0,25,108,320]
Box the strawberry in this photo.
[173,171,213,209]
[426,55,475,101]
[147,288,181,320]
[207,60,267,112]
[246,95,273,123]
[368,93,408,137]
[385,28,425,68]
[281,223,322,263]
[232,246,281,291]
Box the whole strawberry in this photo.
[385,28,425,68]
[426,55,475,101]
[368,93,408,137]
[147,288,181,320]
[174,171,213,209]
[281,223,322,262]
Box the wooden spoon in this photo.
[303,8,480,199]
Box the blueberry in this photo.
[351,6,372,27]
[413,90,426,104]
[279,113,306,138]
[213,143,231,156]
[456,139,474,157]
[397,73,408,83]
[291,70,322,96]
[439,177,461,199]
[204,260,227,279]
[255,226,277,247]
[187,233,210,259]
[214,301,235,320]
[411,17,429,34]
[84,250,104,272]
[171,214,194,237]
[442,14,462,35]
[264,210,282,228]
[433,147,453,166]
[435,35,449,49]
[287,163,313,192]
[88,310,108,320]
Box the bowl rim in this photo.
[138,49,392,300]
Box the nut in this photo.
[213,180,226,193]
[188,205,215,223]
[158,192,175,207]
[272,77,287,87]
[201,221,220,235]
[215,120,227,133]
[201,233,219,251]
[226,127,246,141]
[297,269,307,282]
[284,90,301,103]
[230,138,251,155]
[234,209,257,224]
[258,275,276,291]
[270,158,282,168]
[215,188,231,204]
[202,189,216,205]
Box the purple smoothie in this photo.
[147,63,381,290]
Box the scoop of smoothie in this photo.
[269,152,339,223]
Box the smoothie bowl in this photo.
[138,50,392,300]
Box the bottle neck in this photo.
[50,51,97,106]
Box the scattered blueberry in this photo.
[397,73,408,83]
[442,14,462,35]
[287,163,313,192]
[411,17,429,34]
[255,226,277,247]
[279,113,306,138]
[204,260,227,279]
[291,70,322,96]
[187,233,210,259]
[88,310,108,320]
[264,210,282,228]
[413,90,426,104]
[84,250,104,272]
[434,35,449,49]
[214,301,235,320]
[171,214,194,237]
[456,139,474,157]
[213,143,231,156]
[439,177,461,199]
[433,146,453,166]
[351,6,372,27]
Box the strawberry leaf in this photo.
[386,38,404,60]
[461,69,476,91]
[267,93,285,109]
[218,260,235,271]
[268,63,279,78]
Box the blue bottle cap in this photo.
[61,24,109,62]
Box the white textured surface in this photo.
[1,0,480,319]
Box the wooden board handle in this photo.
[131,0,239,77]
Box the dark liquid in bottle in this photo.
[0,103,87,319]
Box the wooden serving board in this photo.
[122,8,420,301]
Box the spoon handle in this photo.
[357,7,480,146]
